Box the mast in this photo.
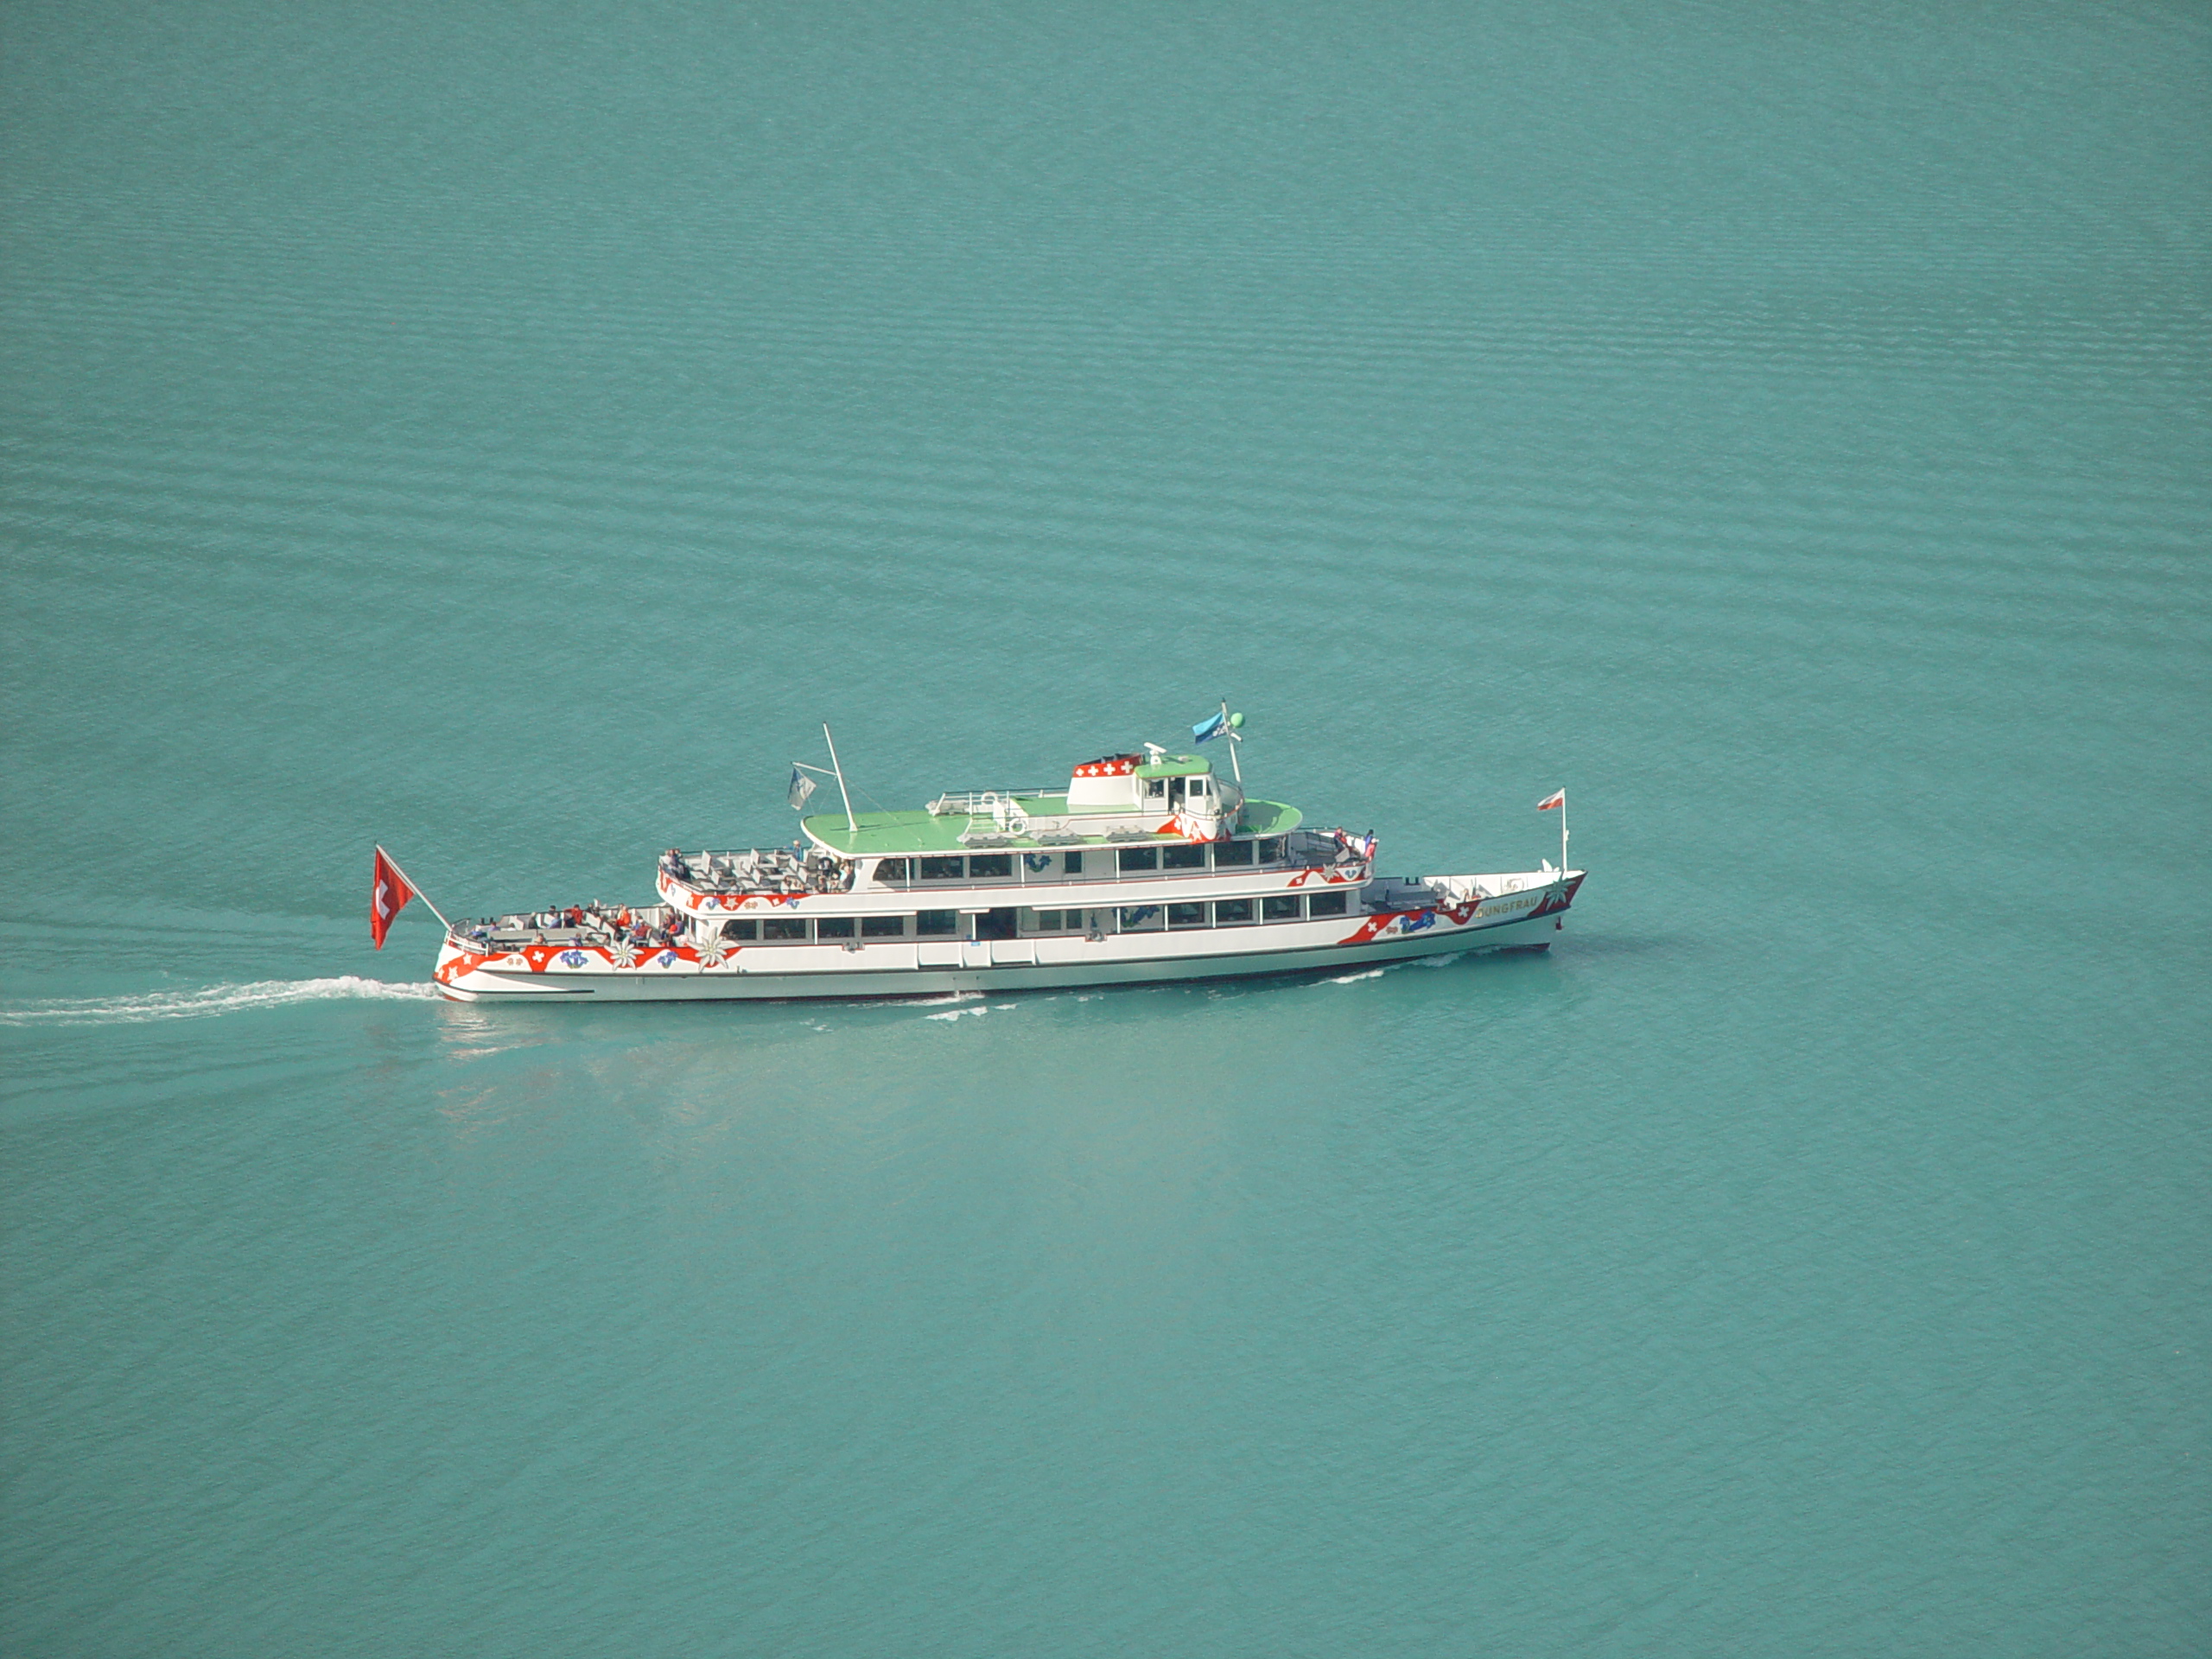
[822,722,858,835]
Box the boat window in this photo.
[916,910,959,936]
[918,856,964,880]
[1116,905,1162,931]
[1029,909,1058,931]
[1117,847,1158,872]
[1261,896,1301,923]
[967,854,1013,879]
[1255,837,1285,863]
[1307,891,1349,918]
[1062,850,1084,874]
[721,919,758,940]
[816,917,855,939]
[1031,909,1086,931]
[861,915,905,937]
[1213,840,1255,867]
[873,858,909,883]
[1161,844,1206,870]
[1142,778,1167,802]
[1167,902,1209,930]
[1215,898,1255,925]
[763,917,807,941]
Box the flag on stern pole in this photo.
[371,846,416,949]
[787,766,817,810]
[1536,789,1566,811]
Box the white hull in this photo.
[433,874,1581,1003]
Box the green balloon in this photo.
[1228,711,1244,728]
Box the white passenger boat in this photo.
[421,728,1586,1003]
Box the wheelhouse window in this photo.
[873,858,909,883]
[762,917,807,941]
[1161,844,1206,870]
[1167,902,1209,930]
[721,918,759,940]
[918,856,964,880]
[816,917,855,939]
[1142,778,1168,803]
[916,910,959,936]
[1307,891,1349,918]
[1215,898,1255,925]
[966,854,1013,879]
[1116,905,1162,931]
[861,915,906,937]
[1213,840,1255,867]
[1117,847,1158,872]
[1261,895,1302,923]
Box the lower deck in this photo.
[433,872,1586,1001]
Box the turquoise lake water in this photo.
[3,2,2208,1650]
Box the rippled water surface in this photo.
[4,2,2209,1652]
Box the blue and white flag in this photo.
[787,766,817,810]
[1192,709,1229,744]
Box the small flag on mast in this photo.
[1536,789,1566,810]
[370,847,416,949]
[1192,709,1230,744]
[787,766,817,810]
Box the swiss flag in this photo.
[1536,789,1566,811]
[371,846,416,948]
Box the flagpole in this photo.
[377,845,454,931]
[822,722,858,835]
[1220,700,1243,785]
[1560,791,1569,876]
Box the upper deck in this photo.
[798,796,1301,859]
[798,745,1283,856]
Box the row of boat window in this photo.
[874,838,1287,883]
[715,890,1350,943]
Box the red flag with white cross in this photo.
[371,846,416,948]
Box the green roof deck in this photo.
[1134,753,1214,779]
[802,798,1302,859]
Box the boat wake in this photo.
[0,976,437,1027]
[1318,950,1469,986]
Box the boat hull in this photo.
[432,880,1580,1003]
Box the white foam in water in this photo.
[0,976,437,1027]
[1317,950,1471,987]
[924,1005,990,1020]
